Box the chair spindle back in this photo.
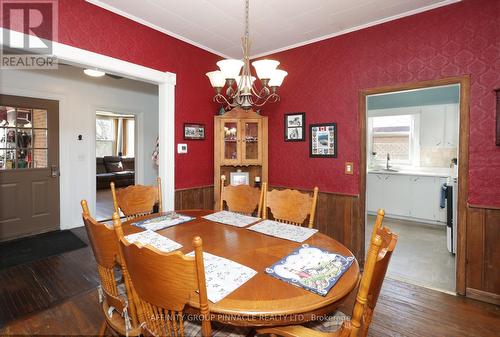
[111,177,162,221]
[264,187,319,228]
[220,175,265,216]
[114,214,211,337]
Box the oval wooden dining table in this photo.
[122,210,360,327]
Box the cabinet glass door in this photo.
[242,120,261,163]
[222,120,239,163]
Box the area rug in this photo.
[0,230,87,269]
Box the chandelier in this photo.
[206,0,287,110]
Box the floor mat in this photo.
[0,230,87,269]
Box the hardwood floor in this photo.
[0,227,99,327]
[96,189,115,221]
[0,226,498,336]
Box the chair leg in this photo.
[98,320,107,337]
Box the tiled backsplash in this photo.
[420,147,457,167]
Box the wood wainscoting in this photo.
[314,191,362,262]
[466,204,500,305]
[175,185,214,210]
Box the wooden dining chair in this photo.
[220,175,265,217]
[111,176,163,220]
[112,212,251,337]
[257,209,397,337]
[263,186,319,228]
[80,200,141,337]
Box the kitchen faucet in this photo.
[386,153,391,170]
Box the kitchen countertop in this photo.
[368,167,452,178]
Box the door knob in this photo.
[51,165,60,177]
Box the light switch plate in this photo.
[177,143,188,154]
[345,162,354,175]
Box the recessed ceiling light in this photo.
[84,68,106,77]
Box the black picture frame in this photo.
[309,123,337,158]
[284,112,305,141]
[183,123,205,140]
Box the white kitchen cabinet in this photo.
[420,104,458,148]
[409,176,438,220]
[367,172,447,224]
[366,173,387,213]
[420,105,446,147]
[444,104,458,147]
[384,174,412,217]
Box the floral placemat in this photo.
[247,220,318,242]
[125,230,182,253]
[132,212,194,231]
[266,244,354,296]
[203,211,260,228]
[186,251,257,303]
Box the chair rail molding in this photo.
[0,27,177,224]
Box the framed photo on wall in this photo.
[183,123,205,140]
[310,123,337,158]
[284,112,305,141]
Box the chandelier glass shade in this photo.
[206,0,287,110]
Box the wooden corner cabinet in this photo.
[214,107,268,209]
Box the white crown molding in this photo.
[85,0,229,59]
[250,0,461,59]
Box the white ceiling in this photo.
[86,0,459,59]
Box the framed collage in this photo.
[310,123,337,158]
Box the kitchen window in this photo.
[368,114,420,166]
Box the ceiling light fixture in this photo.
[84,68,106,77]
[206,0,287,110]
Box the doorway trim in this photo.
[0,28,176,226]
[358,76,470,295]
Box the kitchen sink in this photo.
[370,168,399,173]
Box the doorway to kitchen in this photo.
[360,78,470,294]
[95,111,136,221]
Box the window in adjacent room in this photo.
[96,116,115,157]
[368,114,419,165]
[125,118,135,157]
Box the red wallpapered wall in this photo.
[3,0,498,206]
[1,0,220,189]
[261,0,500,207]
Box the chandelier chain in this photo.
[245,0,249,39]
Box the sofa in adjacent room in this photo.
[96,156,135,189]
